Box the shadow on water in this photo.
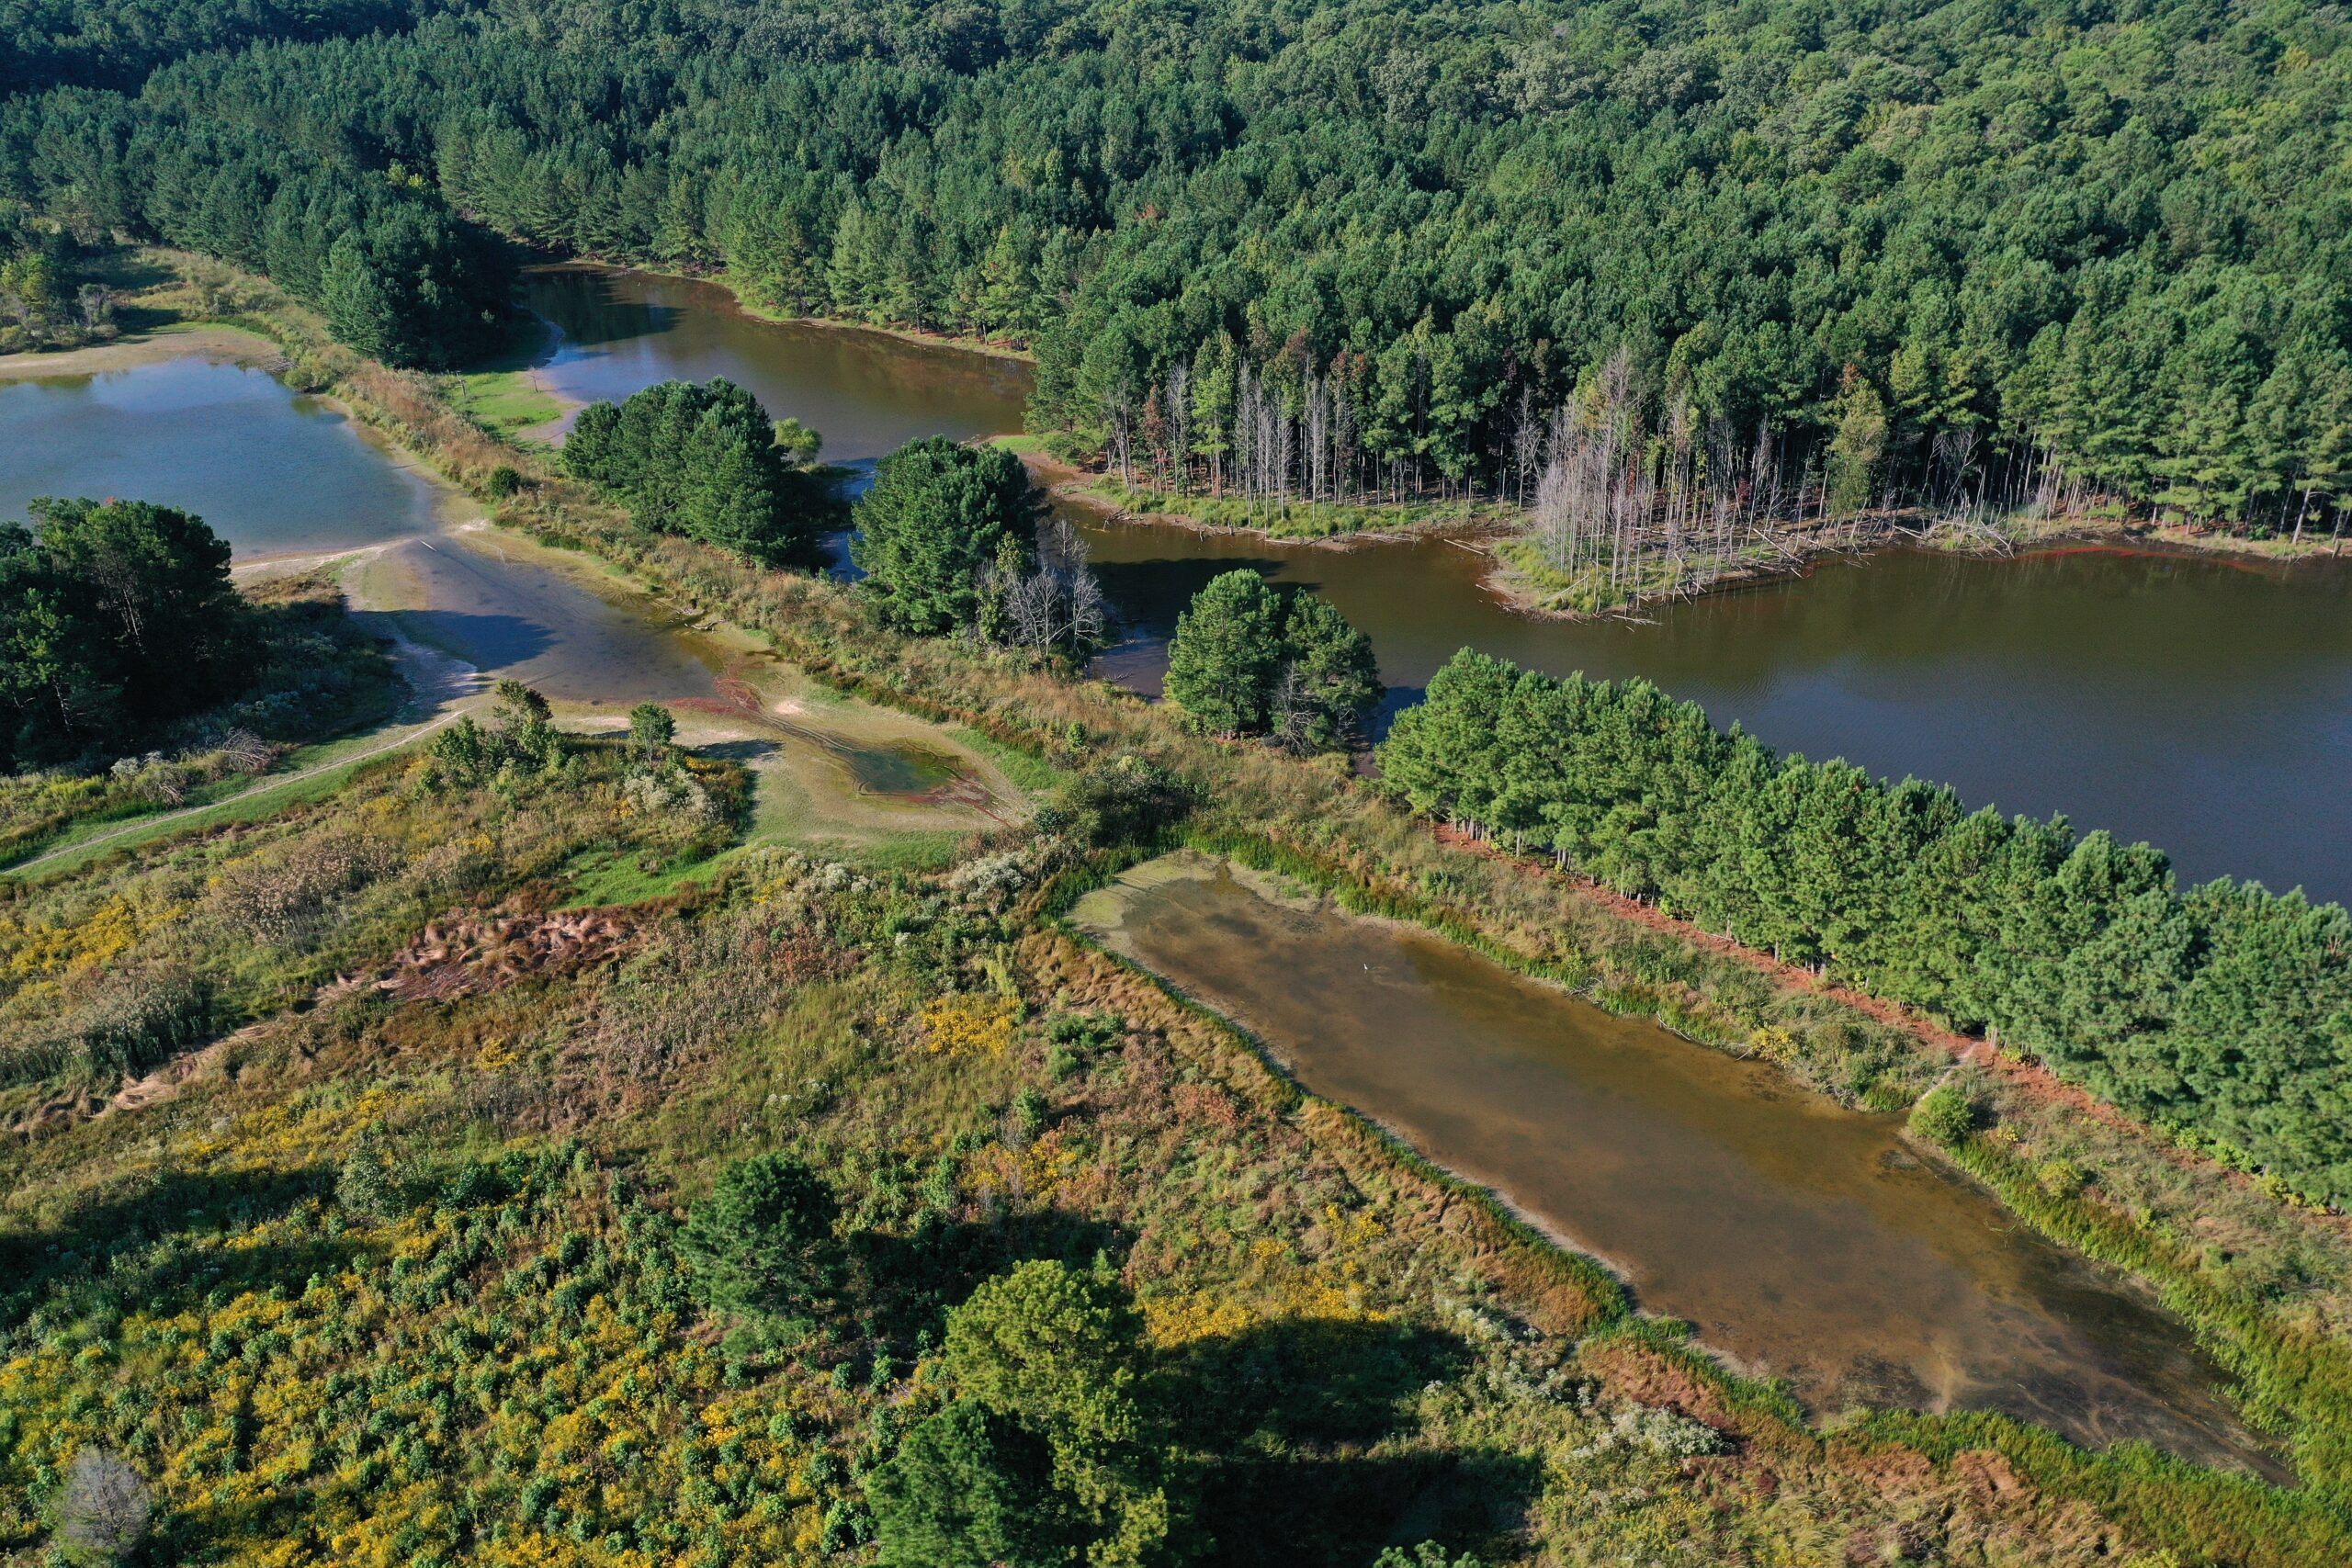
[1075,857,2288,1480]
[351,532,735,705]
[1083,555,1290,699]
[526,281,681,349]
[347,606,554,673]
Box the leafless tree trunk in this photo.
[1268,662,1315,753]
[1164,363,1192,496]
[994,514,1109,658]
[1510,384,1544,507]
[58,1449,150,1564]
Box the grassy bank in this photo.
[97,246,2352,1559]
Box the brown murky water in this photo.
[521,264,2352,902]
[521,266,1032,462]
[1073,518,2352,904]
[1075,855,2282,1474]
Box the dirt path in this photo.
[3,633,481,880]
[3,707,471,879]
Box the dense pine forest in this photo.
[2,0,2347,531]
[1377,648,2352,1205]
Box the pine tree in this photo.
[1162,570,1279,738]
[852,436,1041,633]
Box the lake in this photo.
[523,264,2352,902]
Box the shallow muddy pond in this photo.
[834,739,963,796]
[341,529,739,707]
[1075,855,2280,1474]
[0,355,445,558]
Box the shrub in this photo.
[1909,1082,1977,1145]
[682,1153,841,1318]
[1060,754,1194,848]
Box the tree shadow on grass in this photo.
[1156,1315,1539,1566]
[0,1163,348,1332]
[1197,1447,1544,1568]
[849,1211,1136,1348]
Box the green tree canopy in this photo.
[0,497,254,768]
[851,436,1042,634]
[1378,646,2352,1204]
[565,379,832,566]
[1161,570,1280,739]
[1275,591,1380,751]
[1164,571,1376,750]
[680,1152,841,1319]
[874,1259,1176,1568]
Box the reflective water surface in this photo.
[521,265,2352,901]
[1076,856,2281,1474]
[0,355,444,557]
[521,267,1032,462]
[0,353,738,708]
[1073,520,2352,903]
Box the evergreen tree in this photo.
[1161,570,1280,738]
[0,497,254,766]
[870,1259,1176,1568]
[680,1152,841,1320]
[851,436,1041,634]
[1273,592,1379,750]
[564,379,830,565]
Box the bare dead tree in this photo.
[1163,362,1192,496]
[1272,389,1296,505]
[1099,374,1136,486]
[1305,375,1330,502]
[1267,662,1317,753]
[56,1448,150,1564]
[1512,384,1544,506]
[993,515,1109,658]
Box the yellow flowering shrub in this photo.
[917,993,1019,1057]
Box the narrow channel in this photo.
[0,350,743,708]
[1075,853,2281,1476]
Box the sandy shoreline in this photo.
[0,324,282,380]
